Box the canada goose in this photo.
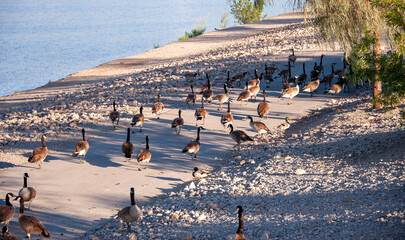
[247,116,270,135]
[28,134,47,169]
[288,48,297,66]
[199,73,211,93]
[109,101,120,128]
[2,226,18,240]
[301,78,320,97]
[186,86,197,108]
[310,62,320,80]
[235,206,247,240]
[136,136,151,171]
[0,193,15,229]
[212,83,229,110]
[15,196,50,240]
[231,71,248,87]
[277,117,290,133]
[121,128,134,161]
[265,63,277,75]
[249,74,262,101]
[237,82,251,105]
[334,57,347,78]
[279,77,300,105]
[202,74,214,103]
[195,98,207,126]
[247,69,260,89]
[131,106,144,133]
[315,54,325,77]
[171,110,184,134]
[263,68,274,88]
[229,124,254,151]
[18,173,36,210]
[184,72,198,85]
[182,127,203,160]
[225,71,235,92]
[257,90,269,118]
[320,63,336,88]
[192,167,210,180]
[221,101,234,130]
[72,128,89,163]
[117,187,141,232]
[297,63,308,87]
[277,61,290,80]
[324,80,345,97]
[152,94,164,119]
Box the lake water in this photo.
[0,0,291,97]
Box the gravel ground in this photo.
[80,89,405,240]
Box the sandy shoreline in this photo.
[2,10,402,240]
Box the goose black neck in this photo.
[224,84,227,93]
[201,97,204,108]
[229,124,234,133]
[178,110,182,118]
[191,86,194,94]
[332,64,335,73]
[237,209,244,234]
[227,71,230,80]
[158,94,161,102]
[196,128,201,141]
[23,175,28,188]
[126,128,130,142]
[292,48,295,55]
[140,106,143,114]
[263,90,266,101]
[254,69,258,78]
[227,101,231,113]
[288,62,291,78]
[303,63,306,74]
[207,79,211,89]
[113,101,116,111]
[82,129,86,141]
[19,198,24,214]
[320,55,324,65]
[248,116,253,123]
[145,136,149,149]
[41,136,46,148]
[130,190,135,206]
[5,193,12,207]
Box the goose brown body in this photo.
[202,75,214,103]
[221,101,234,130]
[247,116,269,135]
[136,136,151,171]
[212,83,229,110]
[0,193,15,229]
[28,135,47,169]
[72,128,90,162]
[171,110,184,134]
[186,86,197,108]
[182,127,202,160]
[131,106,144,132]
[229,124,253,151]
[257,90,269,118]
[301,78,320,97]
[325,82,345,97]
[195,98,207,126]
[19,173,36,210]
[16,197,50,240]
[121,128,134,159]
[152,94,164,119]
[109,101,120,127]
[279,78,299,104]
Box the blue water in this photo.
[0,0,290,97]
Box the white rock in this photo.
[295,169,306,175]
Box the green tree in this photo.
[290,0,404,109]
[229,0,268,24]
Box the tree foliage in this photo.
[229,0,267,24]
